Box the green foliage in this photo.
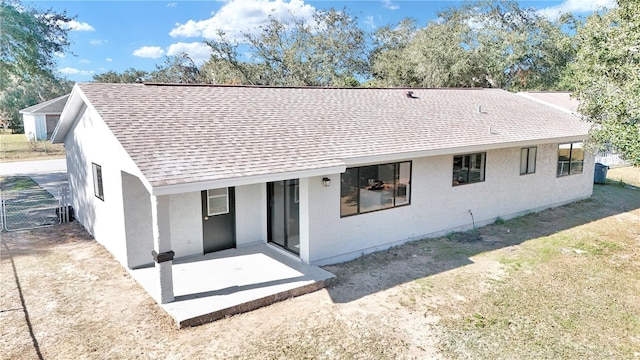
[0,0,73,81]
[572,0,640,166]
[0,0,74,132]
[148,53,202,84]
[205,8,368,86]
[93,68,149,83]
[93,54,203,84]
[370,0,576,90]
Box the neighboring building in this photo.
[20,94,70,140]
[521,91,628,167]
[519,91,579,115]
[52,83,594,304]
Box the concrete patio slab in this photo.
[129,243,335,328]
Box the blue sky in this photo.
[26,0,615,82]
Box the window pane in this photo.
[92,163,104,200]
[469,153,485,182]
[570,143,584,174]
[359,164,394,213]
[395,162,411,206]
[558,144,571,176]
[453,155,465,185]
[570,160,584,174]
[208,196,228,215]
[208,188,228,215]
[527,147,536,173]
[208,188,226,196]
[521,147,536,175]
[520,148,528,175]
[340,168,358,216]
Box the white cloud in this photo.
[539,0,616,19]
[58,67,95,76]
[133,46,165,59]
[79,59,91,64]
[167,2,177,8]
[59,20,95,31]
[381,0,399,11]
[106,58,113,62]
[90,39,107,46]
[54,52,65,58]
[169,0,316,41]
[166,42,212,65]
[365,15,375,29]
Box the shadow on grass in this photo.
[1,240,44,360]
[323,182,640,303]
[0,176,41,191]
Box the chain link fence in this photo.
[1,187,71,231]
[0,135,65,160]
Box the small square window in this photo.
[207,188,229,216]
[557,142,584,177]
[92,163,104,201]
[453,153,486,186]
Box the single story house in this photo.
[52,83,593,304]
[521,91,628,167]
[20,94,69,140]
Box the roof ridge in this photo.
[140,82,487,91]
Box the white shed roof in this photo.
[19,94,70,115]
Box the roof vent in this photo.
[406,91,417,99]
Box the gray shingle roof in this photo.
[75,83,591,187]
[20,94,69,114]
[520,91,579,113]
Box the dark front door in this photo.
[267,180,299,255]
[201,187,236,253]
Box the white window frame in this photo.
[207,188,229,216]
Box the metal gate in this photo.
[0,187,71,232]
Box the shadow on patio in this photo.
[129,243,334,328]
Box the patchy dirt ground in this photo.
[2,169,640,359]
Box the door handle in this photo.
[204,216,209,220]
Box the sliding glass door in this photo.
[267,179,299,255]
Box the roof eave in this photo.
[342,135,589,166]
[151,164,347,196]
[19,94,70,115]
[51,86,87,144]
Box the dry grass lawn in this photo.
[0,134,65,162]
[1,167,639,359]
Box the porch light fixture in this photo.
[322,177,331,187]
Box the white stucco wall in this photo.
[169,192,202,258]
[122,184,269,263]
[235,184,267,247]
[64,106,144,267]
[122,171,153,268]
[307,144,594,265]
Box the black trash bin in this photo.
[594,163,609,184]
